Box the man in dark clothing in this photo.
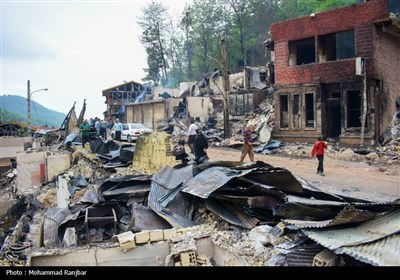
[193,129,209,164]
[173,139,190,164]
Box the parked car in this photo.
[111,123,152,142]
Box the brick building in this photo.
[268,0,400,146]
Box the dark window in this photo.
[305,93,315,127]
[388,0,400,14]
[347,90,361,128]
[289,37,315,66]
[293,94,301,129]
[336,30,355,59]
[280,95,289,128]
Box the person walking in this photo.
[80,119,91,148]
[113,119,123,141]
[193,128,209,164]
[240,125,255,162]
[311,136,328,176]
[187,119,198,154]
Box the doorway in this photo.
[326,91,341,138]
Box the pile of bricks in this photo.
[132,132,179,174]
[115,228,178,252]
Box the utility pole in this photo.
[27,80,31,135]
[27,80,48,136]
[221,37,230,139]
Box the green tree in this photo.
[180,4,194,81]
[137,1,170,85]
[190,0,226,79]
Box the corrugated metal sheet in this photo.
[335,234,400,266]
[132,204,172,230]
[212,194,283,210]
[245,167,303,194]
[152,165,194,190]
[43,207,70,248]
[182,166,253,198]
[294,176,349,202]
[285,244,325,266]
[148,165,195,228]
[148,182,195,229]
[275,202,338,220]
[102,184,150,196]
[303,208,400,250]
[287,195,347,206]
[285,206,377,228]
[205,199,259,229]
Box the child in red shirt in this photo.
[311,136,328,176]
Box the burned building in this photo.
[102,81,151,122]
[268,0,400,146]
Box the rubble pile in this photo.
[0,100,399,266]
[0,135,399,267]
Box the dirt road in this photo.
[207,147,400,203]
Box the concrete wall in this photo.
[29,237,248,266]
[17,150,46,194]
[126,101,166,130]
[229,72,244,92]
[187,97,212,122]
[166,98,180,118]
[210,75,224,95]
[180,82,196,95]
[153,86,180,98]
[47,153,71,182]
[0,137,31,159]
[29,243,169,266]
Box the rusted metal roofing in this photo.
[303,208,400,250]
[182,166,253,198]
[284,205,377,228]
[335,234,400,266]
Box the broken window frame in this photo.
[304,92,316,129]
[292,94,301,130]
[318,30,355,62]
[280,95,289,129]
[288,37,316,66]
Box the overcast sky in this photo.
[1,0,190,119]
